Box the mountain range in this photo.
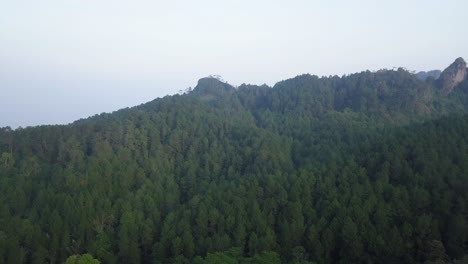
[1,58,468,264]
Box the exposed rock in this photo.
[438,57,467,93]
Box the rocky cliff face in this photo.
[439,57,467,93]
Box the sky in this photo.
[1,0,467,128]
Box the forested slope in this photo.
[1,59,468,263]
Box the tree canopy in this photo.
[1,66,468,263]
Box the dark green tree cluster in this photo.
[1,66,468,263]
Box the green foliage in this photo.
[65,254,100,264]
[1,152,14,168]
[1,72,468,263]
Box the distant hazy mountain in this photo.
[1,58,468,264]
[415,69,441,80]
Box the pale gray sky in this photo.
[1,0,467,128]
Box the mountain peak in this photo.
[439,57,467,93]
[454,57,466,65]
[190,76,235,99]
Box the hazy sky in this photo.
[1,0,467,128]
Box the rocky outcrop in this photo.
[190,76,235,102]
[438,57,467,93]
[192,77,234,94]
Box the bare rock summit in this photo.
[439,57,467,93]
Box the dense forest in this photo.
[1,58,468,264]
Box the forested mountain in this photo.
[1,58,468,264]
